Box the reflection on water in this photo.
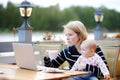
[0,32,118,42]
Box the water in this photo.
[0,32,118,42]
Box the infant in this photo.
[71,40,110,80]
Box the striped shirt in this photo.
[44,45,109,77]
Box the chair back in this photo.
[33,41,69,69]
[97,39,120,78]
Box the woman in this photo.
[44,20,109,80]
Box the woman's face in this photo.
[64,29,79,46]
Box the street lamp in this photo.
[94,9,104,40]
[17,0,33,43]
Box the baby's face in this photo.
[80,42,94,58]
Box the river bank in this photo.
[0,32,119,42]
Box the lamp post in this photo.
[94,9,104,40]
[17,0,33,43]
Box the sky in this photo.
[0,0,120,12]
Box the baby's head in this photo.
[80,40,97,57]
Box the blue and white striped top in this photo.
[44,45,108,77]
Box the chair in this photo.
[100,46,119,79]
[117,50,120,79]
[34,44,63,56]
[96,39,120,79]
[33,42,67,69]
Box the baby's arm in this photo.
[96,55,110,79]
[104,74,110,80]
[71,56,86,71]
[71,57,79,71]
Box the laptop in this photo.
[12,43,45,71]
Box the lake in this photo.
[0,32,118,42]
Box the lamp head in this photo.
[94,9,104,23]
[19,0,33,18]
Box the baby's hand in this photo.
[78,62,86,70]
[104,74,110,80]
[77,57,86,70]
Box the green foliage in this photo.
[0,1,120,32]
[102,8,120,31]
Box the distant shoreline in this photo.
[0,32,119,42]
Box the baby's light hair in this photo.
[82,40,97,52]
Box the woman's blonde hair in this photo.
[63,20,88,45]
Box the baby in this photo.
[71,40,110,80]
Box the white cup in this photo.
[48,50,58,59]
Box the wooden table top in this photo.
[0,64,88,80]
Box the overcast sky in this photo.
[0,0,120,12]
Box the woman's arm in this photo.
[44,49,66,68]
[85,46,109,77]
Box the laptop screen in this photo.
[12,43,44,70]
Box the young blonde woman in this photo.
[44,20,109,80]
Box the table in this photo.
[0,64,88,80]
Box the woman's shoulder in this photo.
[62,45,77,53]
[96,45,102,52]
[96,45,104,56]
[64,45,79,55]
[64,45,76,51]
